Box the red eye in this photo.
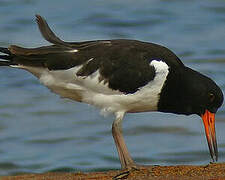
[209,93,215,102]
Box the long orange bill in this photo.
[201,110,218,162]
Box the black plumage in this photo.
[0,15,223,168]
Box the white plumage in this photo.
[12,60,169,115]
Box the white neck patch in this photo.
[150,60,169,76]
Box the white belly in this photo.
[17,60,169,114]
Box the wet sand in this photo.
[1,162,225,180]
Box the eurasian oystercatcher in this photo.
[0,15,223,170]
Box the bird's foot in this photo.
[113,164,154,180]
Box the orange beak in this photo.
[201,110,218,162]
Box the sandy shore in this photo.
[1,162,225,180]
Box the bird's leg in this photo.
[112,112,136,169]
[112,112,148,180]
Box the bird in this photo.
[0,15,223,171]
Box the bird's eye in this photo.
[209,93,215,102]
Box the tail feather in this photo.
[0,47,13,66]
[0,47,11,55]
[35,15,101,49]
[35,14,71,47]
[0,60,11,66]
[0,55,11,60]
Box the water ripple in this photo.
[0,0,225,176]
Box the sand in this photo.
[1,162,225,180]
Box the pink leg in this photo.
[112,112,135,169]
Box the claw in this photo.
[113,170,130,180]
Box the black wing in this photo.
[0,15,184,94]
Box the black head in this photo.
[158,66,223,162]
[158,66,224,116]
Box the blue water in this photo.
[0,0,225,176]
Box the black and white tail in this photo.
[0,47,14,66]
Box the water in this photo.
[0,0,225,176]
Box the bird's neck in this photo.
[157,66,199,115]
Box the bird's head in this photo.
[158,66,224,162]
